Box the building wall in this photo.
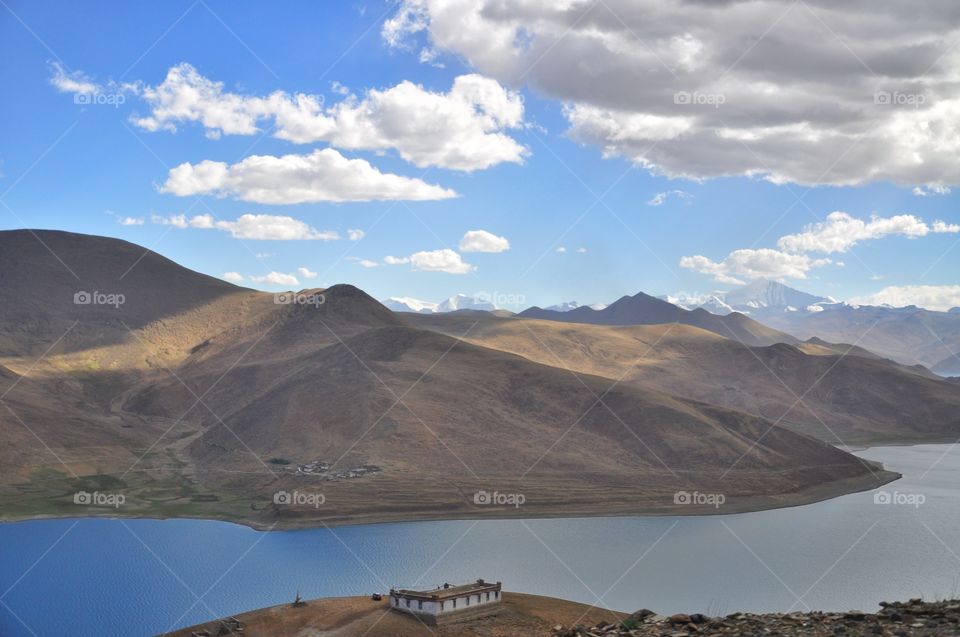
[391,589,501,618]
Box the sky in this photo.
[1,0,959,311]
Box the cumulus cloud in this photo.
[851,285,960,311]
[384,249,474,273]
[151,213,339,240]
[159,148,456,203]
[132,63,525,171]
[410,248,474,273]
[684,211,960,283]
[297,266,318,279]
[49,62,99,95]
[777,212,931,254]
[251,271,300,286]
[384,0,960,186]
[680,250,831,285]
[118,216,144,226]
[933,220,960,233]
[223,272,245,283]
[459,229,510,253]
[647,190,692,206]
[358,259,380,268]
[347,228,365,241]
[556,246,567,253]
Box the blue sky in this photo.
[1,0,958,310]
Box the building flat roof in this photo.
[391,580,501,601]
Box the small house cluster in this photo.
[294,460,382,481]
[389,579,502,625]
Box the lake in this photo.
[2,444,958,636]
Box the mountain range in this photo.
[519,291,797,346]
[383,293,499,314]
[0,230,926,528]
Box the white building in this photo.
[389,579,502,625]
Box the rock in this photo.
[629,609,656,621]
[670,614,692,624]
[844,611,866,620]
[689,614,708,624]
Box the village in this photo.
[287,459,383,481]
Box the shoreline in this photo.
[0,463,900,532]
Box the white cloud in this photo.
[851,285,960,311]
[777,212,931,254]
[384,0,960,187]
[410,248,474,274]
[159,148,457,204]
[680,249,831,284]
[223,272,245,283]
[49,62,99,95]
[576,247,588,253]
[556,246,567,253]
[297,266,318,279]
[913,185,951,197]
[933,220,960,233]
[459,229,510,253]
[152,213,339,240]
[680,210,959,284]
[250,272,300,286]
[118,216,144,226]
[133,63,525,171]
[347,228,366,241]
[384,249,474,273]
[647,189,692,206]
[358,259,380,268]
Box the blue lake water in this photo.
[2,444,959,636]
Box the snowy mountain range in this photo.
[662,280,839,316]
[544,300,608,312]
[383,293,497,314]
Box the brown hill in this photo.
[407,313,960,444]
[520,292,796,346]
[0,230,896,528]
[162,592,627,637]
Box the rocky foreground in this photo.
[556,600,960,637]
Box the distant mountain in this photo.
[382,293,496,314]
[520,291,798,346]
[383,297,438,313]
[761,303,960,369]
[723,279,833,313]
[666,280,835,317]
[435,293,496,312]
[544,301,607,312]
[660,280,960,370]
